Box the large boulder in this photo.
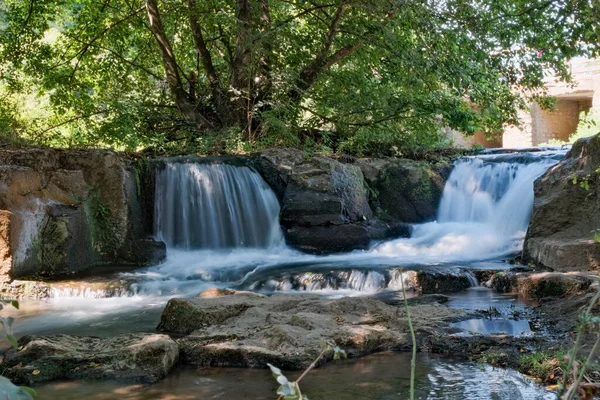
[0,148,166,280]
[1,333,179,384]
[253,149,373,253]
[523,135,600,271]
[252,149,452,253]
[358,159,451,224]
[160,290,463,370]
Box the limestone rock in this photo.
[159,292,464,370]
[253,149,373,253]
[1,333,179,384]
[523,134,600,271]
[0,148,166,280]
[488,271,593,299]
[365,160,451,224]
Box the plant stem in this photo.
[562,288,600,398]
[401,269,416,400]
[296,347,328,384]
[565,333,600,400]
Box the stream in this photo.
[8,148,568,399]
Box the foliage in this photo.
[517,351,562,384]
[267,341,346,400]
[0,0,599,155]
[559,288,600,400]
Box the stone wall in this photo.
[0,149,165,280]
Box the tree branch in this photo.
[68,6,145,84]
[145,0,211,129]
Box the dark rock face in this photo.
[0,149,166,280]
[252,149,452,253]
[160,290,463,370]
[1,333,178,385]
[523,134,600,271]
[360,160,450,224]
[253,149,373,253]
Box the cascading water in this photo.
[153,162,284,249]
[375,149,566,261]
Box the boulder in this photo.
[487,271,594,299]
[253,149,373,253]
[0,148,166,280]
[160,292,464,370]
[252,149,453,253]
[359,159,451,224]
[523,134,600,271]
[1,333,179,384]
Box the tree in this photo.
[0,0,599,153]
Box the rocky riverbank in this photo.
[2,268,597,388]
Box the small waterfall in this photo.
[375,149,566,260]
[437,152,564,235]
[154,162,283,249]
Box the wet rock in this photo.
[488,272,593,298]
[284,224,370,254]
[0,280,51,299]
[425,334,540,365]
[0,148,165,280]
[1,333,178,384]
[161,292,464,369]
[237,267,475,295]
[364,160,451,224]
[416,269,475,294]
[523,134,600,271]
[253,149,373,254]
[371,292,449,306]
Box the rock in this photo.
[416,269,476,294]
[488,272,593,298]
[253,149,373,253]
[523,134,600,271]
[365,160,451,224]
[371,292,449,306]
[0,148,165,280]
[157,294,264,335]
[160,292,464,369]
[236,267,476,295]
[1,333,178,385]
[284,225,370,254]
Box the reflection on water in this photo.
[34,352,554,400]
[452,319,532,336]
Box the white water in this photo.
[154,162,283,249]
[374,150,565,261]
[11,150,567,343]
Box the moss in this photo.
[83,189,118,255]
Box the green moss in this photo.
[84,189,118,255]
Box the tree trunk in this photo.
[231,0,254,135]
[146,0,211,130]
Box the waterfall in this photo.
[375,149,566,261]
[154,162,283,249]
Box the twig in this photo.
[401,269,416,400]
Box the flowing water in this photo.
[34,352,554,399]
[9,148,568,398]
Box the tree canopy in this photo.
[0,0,599,155]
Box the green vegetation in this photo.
[1,1,599,156]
